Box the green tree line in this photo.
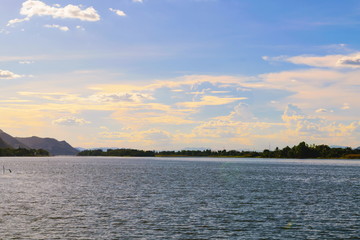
[0,148,49,157]
[78,148,155,157]
[77,142,360,159]
[261,142,359,159]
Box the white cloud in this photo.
[264,52,360,69]
[262,55,287,62]
[230,103,257,122]
[177,96,247,108]
[8,0,100,26]
[315,108,328,113]
[109,8,126,17]
[337,54,360,67]
[53,117,90,126]
[191,119,276,142]
[7,17,30,26]
[133,0,143,3]
[286,55,343,68]
[19,60,34,64]
[76,25,85,31]
[91,93,153,103]
[0,70,22,79]
[259,66,360,119]
[282,104,305,122]
[281,104,360,141]
[44,24,69,31]
[341,103,350,110]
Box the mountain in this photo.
[0,136,11,148]
[15,136,79,156]
[0,129,78,156]
[0,129,29,148]
[330,145,348,149]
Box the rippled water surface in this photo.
[0,157,359,239]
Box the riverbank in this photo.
[77,142,360,159]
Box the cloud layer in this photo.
[0,67,359,149]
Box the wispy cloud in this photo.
[90,93,153,103]
[76,25,85,31]
[19,60,35,64]
[7,17,30,27]
[109,8,126,17]
[337,54,360,67]
[315,108,329,113]
[53,116,90,126]
[0,70,22,79]
[44,24,69,32]
[263,52,360,68]
[341,103,350,110]
[177,96,247,108]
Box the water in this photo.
[0,157,359,239]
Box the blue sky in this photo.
[1,0,360,150]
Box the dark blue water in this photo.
[0,157,359,239]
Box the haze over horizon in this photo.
[1,0,359,150]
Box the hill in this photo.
[0,136,11,148]
[0,129,78,156]
[0,129,29,148]
[16,136,79,156]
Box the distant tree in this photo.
[0,147,49,157]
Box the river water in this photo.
[0,157,359,239]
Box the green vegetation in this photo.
[158,142,360,159]
[156,149,261,158]
[261,142,359,159]
[0,148,49,157]
[77,142,360,159]
[78,148,155,157]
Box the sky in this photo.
[0,0,360,150]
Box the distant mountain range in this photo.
[331,145,360,150]
[330,145,348,149]
[0,129,79,156]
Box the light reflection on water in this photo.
[0,157,359,239]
